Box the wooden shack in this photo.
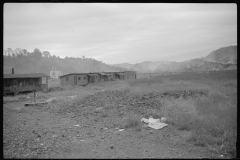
[123,71,137,80]
[3,72,49,96]
[105,72,116,81]
[98,73,112,81]
[87,73,101,83]
[60,73,88,86]
[114,72,125,80]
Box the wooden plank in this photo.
[24,102,48,107]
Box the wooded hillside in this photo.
[3,48,125,75]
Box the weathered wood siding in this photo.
[60,74,88,86]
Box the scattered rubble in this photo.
[55,89,208,118]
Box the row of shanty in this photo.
[3,68,137,96]
[59,71,137,86]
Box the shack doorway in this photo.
[74,76,77,85]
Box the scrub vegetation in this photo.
[127,70,237,158]
[3,70,236,158]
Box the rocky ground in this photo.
[3,89,221,159]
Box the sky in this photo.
[4,3,237,64]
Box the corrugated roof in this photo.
[4,73,49,79]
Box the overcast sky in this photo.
[4,3,237,64]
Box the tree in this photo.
[82,55,85,59]
[33,48,42,59]
[22,49,28,56]
[4,48,14,57]
[15,48,24,57]
[42,51,51,58]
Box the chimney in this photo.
[11,68,14,74]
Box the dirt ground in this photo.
[3,89,221,159]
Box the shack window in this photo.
[84,76,86,80]
[78,77,81,80]
[66,77,69,81]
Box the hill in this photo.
[112,63,134,70]
[3,48,125,75]
[204,45,237,64]
[113,45,237,73]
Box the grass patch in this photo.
[128,76,163,86]
[143,110,163,119]
[160,98,198,130]
[130,71,236,158]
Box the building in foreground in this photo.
[3,68,49,96]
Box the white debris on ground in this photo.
[95,107,103,111]
[141,116,168,130]
[45,95,78,103]
[46,97,57,103]
[67,95,77,99]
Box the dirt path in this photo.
[3,90,219,158]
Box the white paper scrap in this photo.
[148,122,168,130]
[141,118,149,123]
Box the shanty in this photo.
[60,73,89,86]
[3,68,49,96]
[59,71,137,86]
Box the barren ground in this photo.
[3,86,222,159]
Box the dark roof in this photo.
[59,71,136,78]
[123,71,136,73]
[115,73,125,76]
[87,74,96,76]
[87,73,100,76]
[4,73,49,79]
[98,73,111,76]
[59,73,88,78]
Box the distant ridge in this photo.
[204,45,237,64]
[113,45,237,73]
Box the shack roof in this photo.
[115,73,125,76]
[59,73,88,78]
[87,73,100,76]
[4,73,49,79]
[123,71,136,73]
[86,74,98,76]
[98,73,111,76]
